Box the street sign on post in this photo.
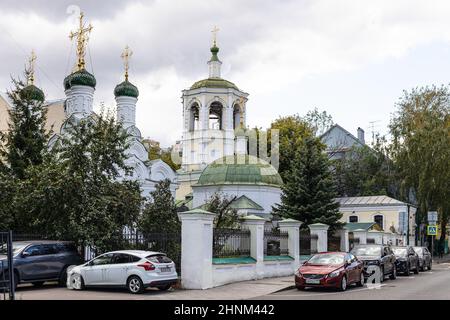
[428,211,438,223]
[427,225,437,236]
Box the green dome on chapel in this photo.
[190,78,239,90]
[196,155,283,187]
[114,80,139,98]
[20,84,45,102]
[64,69,96,90]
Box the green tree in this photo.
[389,85,450,245]
[332,139,400,198]
[273,137,342,230]
[17,114,142,251]
[204,193,239,229]
[269,114,314,179]
[0,70,49,180]
[0,172,16,230]
[303,107,334,136]
[139,179,180,234]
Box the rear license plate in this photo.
[160,267,171,273]
[305,279,321,284]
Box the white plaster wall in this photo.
[192,184,281,214]
[212,260,298,288]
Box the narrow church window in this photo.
[349,215,358,223]
[189,104,200,131]
[209,102,223,130]
[374,215,383,230]
[233,104,242,129]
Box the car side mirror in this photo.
[22,251,31,258]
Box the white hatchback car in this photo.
[67,250,178,294]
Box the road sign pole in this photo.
[432,235,434,262]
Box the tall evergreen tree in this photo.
[0,69,49,179]
[139,179,180,234]
[273,136,342,230]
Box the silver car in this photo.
[67,250,178,294]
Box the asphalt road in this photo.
[255,262,450,300]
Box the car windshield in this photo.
[307,253,345,265]
[351,246,382,256]
[392,248,407,257]
[413,247,423,254]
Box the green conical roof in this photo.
[190,78,239,90]
[196,155,283,187]
[114,80,139,98]
[63,69,96,90]
[20,84,45,102]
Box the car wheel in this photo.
[413,262,419,274]
[127,276,145,294]
[420,262,425,272]
[339,276,347,291]
[59,267,68,287]
[389,265,397,280]
[32,281,45,287]
[357,272,365,287]
[69,273,85,290]
[157,284,172,291]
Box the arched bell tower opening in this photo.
[233,103,242,129]
[209,102,223,130]
[189,103,200,131]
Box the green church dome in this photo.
[20,84,45,102]
[190,78,239,90]
[196,155,283,187]
[114,80,139,98]
[63,69,96,90]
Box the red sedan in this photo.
[295,252,364,291]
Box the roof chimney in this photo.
[357,127,365,144]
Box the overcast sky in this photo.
[1,0,450,146]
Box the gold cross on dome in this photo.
[211,25,220,46]
[69,12,93,71]
[28,50,37,85]
[121,45,133,81]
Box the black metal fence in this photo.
[213,228,251,258]
[0,231,15,301]
[328,232,342,252]
[300,229,318,255]
[264,228,289,256]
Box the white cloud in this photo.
[2,0,450,145]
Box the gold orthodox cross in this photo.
[121,46,133,81]
[28,50,37,85]
[211,25,220,46]
[69,12,93,71]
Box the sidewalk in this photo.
[435,253,450,264]
[160,276,294,300]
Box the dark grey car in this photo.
[413,246,432,271]
[350,244,397,283]
[0,241,84,289]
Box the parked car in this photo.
[0,241,83,290]
[350,244,397,283]
[67,250,178,294]
[413,246,432,271]
[391,246,419,276]
[295,252,364,291]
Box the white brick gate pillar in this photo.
[308,223,329,253]
[241,215,266,278]
[353,229,367,245]
[178,209,215,289]
[340,227,349,252]
[278,218,302,268]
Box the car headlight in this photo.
[295,269,302,277]
[328,270,341,278]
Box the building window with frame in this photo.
[374,215,384,230]
[349,216,358,223]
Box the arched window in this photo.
[349,216,358,223]
[189,104,199,131]
[374,215,384,230]
[209,102,223,130]
[233,104,242,129]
